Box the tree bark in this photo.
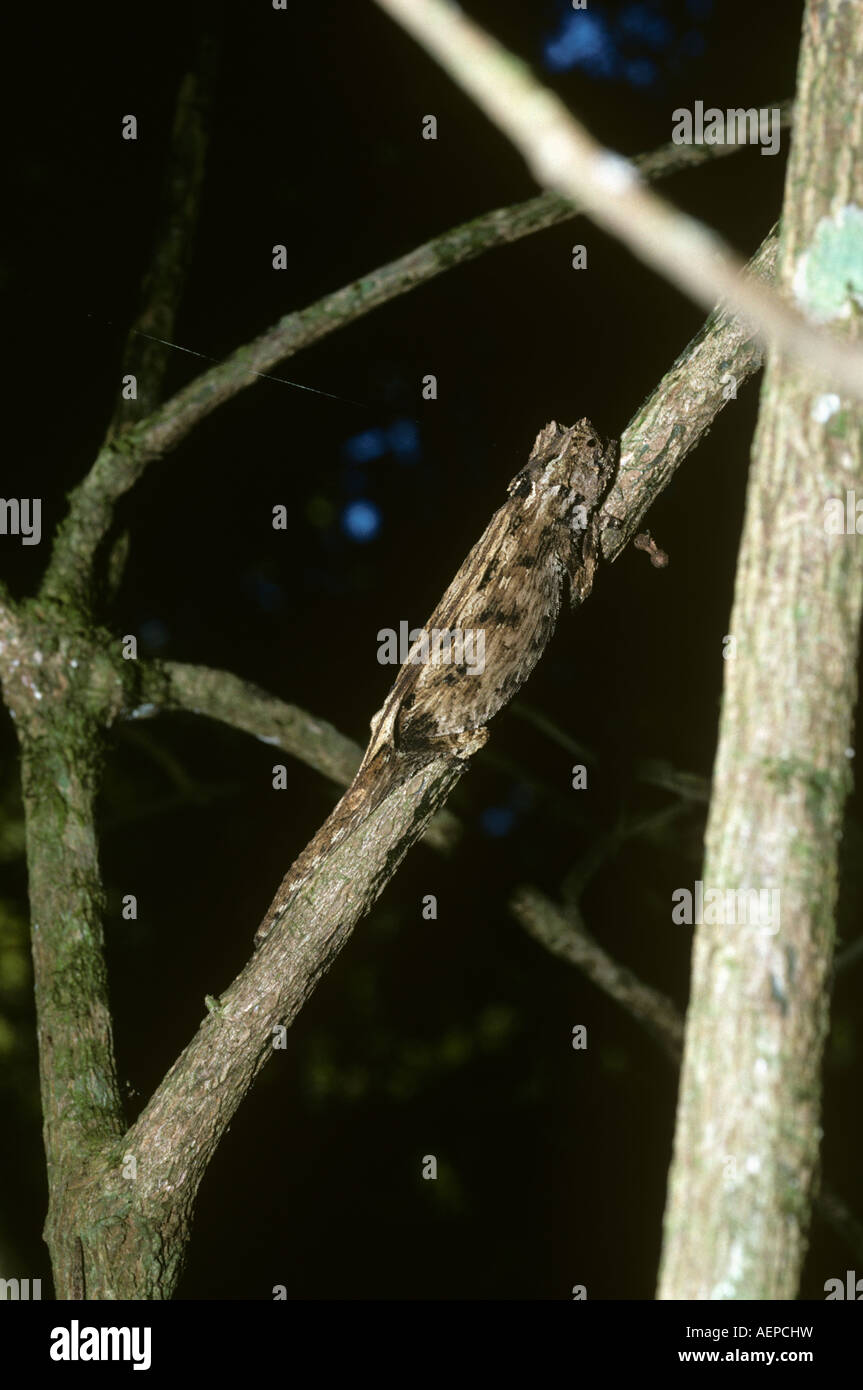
[658,0,863,1300]
[0,34,817,1300]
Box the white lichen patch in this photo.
[793,205,863,322]
[811,392,841,423]
[592,151,639,194]
[129,703,156,720]
[711,1237,746,1300]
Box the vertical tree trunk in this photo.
[659,0,863,1299]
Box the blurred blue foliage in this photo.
[342,417,422,467]
[542,0,712,89]
[618,1,673,48]
[387,418,421,464]
[479,780,534,838]
[342,428,387,464]
[480,805,517,838]
[545,9,617,77]
[335,417,422,545]
[341,498,382,542]
[242,571,287,613]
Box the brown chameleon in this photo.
[255,418,618,946]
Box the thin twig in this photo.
[511,884,684,1063]
[134,659,461,852]
[510,884,863,1263]
[105,32,221,438]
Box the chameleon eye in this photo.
[586,438,597,448]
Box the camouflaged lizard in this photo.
[254,418,618,946]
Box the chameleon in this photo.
[254,418,618,947]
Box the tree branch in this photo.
[40,116,787,612]
[512,884,684,1063]
[134,658,461,852]
[11,93,800,1296]
[110,213,797,1234]
[510,884,863,1266]
[76,755,464,1297]
[118,216,785,875]
[603,230,779,559]
[375,0,863,400]
[105,32,221,439]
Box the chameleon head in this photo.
[507,418,618,517]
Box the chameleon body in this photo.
[254,419,618,946]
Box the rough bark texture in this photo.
[603,231,779,563]
[0,68,801,1300]
[136,657,461,851]
[512,883,863,1264]
[66,756,462,1299]
[6,253,793,1297]
[658,0,863,1300]
[0,600,132,1298]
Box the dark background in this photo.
[2,0,859,1299]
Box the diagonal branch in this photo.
[510,885,863,1265]
[70,752,464,1298]
[375,0,863,399]
[116,220,781,839]
[40,115,788,612]
[512,884,684,1063]
[133,658,460,852]
[110,242,790,1292]
[23,169,793,1299]
[603,229,779,558]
